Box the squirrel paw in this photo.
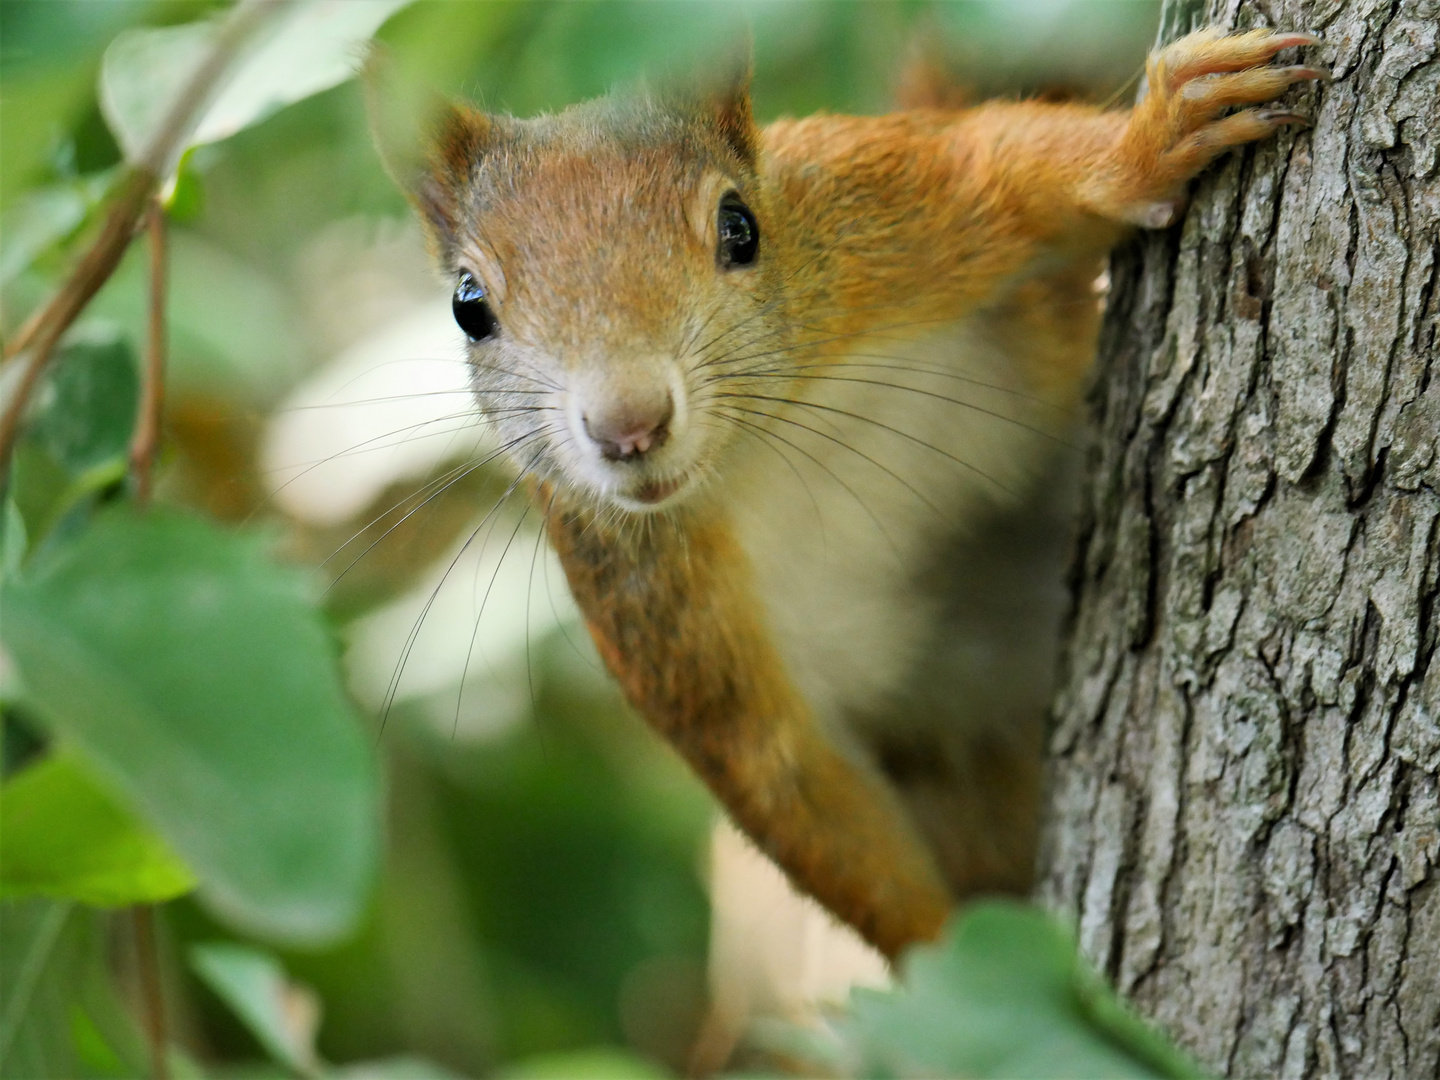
[1104,27,1327,228]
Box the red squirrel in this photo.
[387,27,1323,959]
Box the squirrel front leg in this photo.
[962,27,1324,240]
[545,494,952,959]
[770,29,1324,342]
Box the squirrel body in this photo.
[406,27,1324,958]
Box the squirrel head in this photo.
[402,67,790,514]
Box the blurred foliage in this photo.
[3,506,378,943]
[0,753,194,908]
[840,903,1204,1079]
[0,1,1177,1078]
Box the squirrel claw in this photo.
[1257,109,1312,127]
[1099,27,1325,230]
[1268,31,1324,49]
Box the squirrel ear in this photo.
[704,43,757,166]
[363,44,497,249]
[416,104,496,247]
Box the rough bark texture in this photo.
[1038,1,1440,1077]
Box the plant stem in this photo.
[0,0,290,483]
[0,903,72,1067]
[132,906,170,1080]
[131,203,168,505]
[0,170,156,478]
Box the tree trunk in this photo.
[1037,1,1440,1077]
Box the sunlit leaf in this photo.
[840,902,1207,1079]
[0,751,196,907]
[190,943,319,1075]
[0,507,378,944]
[495,1047,670,1079]
[100,0,415,172]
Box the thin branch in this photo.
[130,202,168,504]
[0,171,155,476]
[0,903,72,1066]
[132,906,170,1080]
[0,0,290,480]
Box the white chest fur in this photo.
[724,317,1065,730]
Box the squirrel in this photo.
[385,27,1324,961]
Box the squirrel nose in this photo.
[583,392,674,461]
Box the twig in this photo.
[132,906,170,1080]
[0,903,72,1066]
[0,171,155,476]
[0,0,290,480]
[130,202,168,504]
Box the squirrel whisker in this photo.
[380,456,539,737]
[711,406,903,559]
[718,391,1018,499]
[321,429,540,591]
[715,400,944,537]
[723,371,1077,450]
[454,490,535,738]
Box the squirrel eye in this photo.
[717,195,759,268]
[453,271,498,341]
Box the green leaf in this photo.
[0,173,112,286]
[336,1057,466,1080]
[189,943,318,1076]
[494,1047,670,1079]
[0,899,151,1079]
[30,336,139,475]
[99,0,416,172]
[0,900,73,1069]
[0,507,378,944]
[86,229,299,400]
[0,751,196,907]
[840,901,1208,1080]
[2,499,27,579]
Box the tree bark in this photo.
[1037,1,1440,1077]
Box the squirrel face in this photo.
[416,88,786,514]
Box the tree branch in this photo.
[0,0,290,481]
[132,906,169,1080]
[130,203,168,505]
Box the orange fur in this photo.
[545,489,952,957]
[408,27,1323,958]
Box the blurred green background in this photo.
[1,2,1159,1077]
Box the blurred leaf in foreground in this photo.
[100,0,416,174]
[190,941,471,1079]
[29,335,138,476]
[494,1047,670,1079]
[0,751,196,907]
[0,507,378,945]
[8,333,136,555]
[839,901,1207,1080]
[0,899,150,1079]
[0,172,113,286]
[335,1056,466,1079]
[190,941,321,1076]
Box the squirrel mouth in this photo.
[629,475,685,505]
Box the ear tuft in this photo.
[362,44,496,249]
[419,104,494,242]
[706,43,757,165]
